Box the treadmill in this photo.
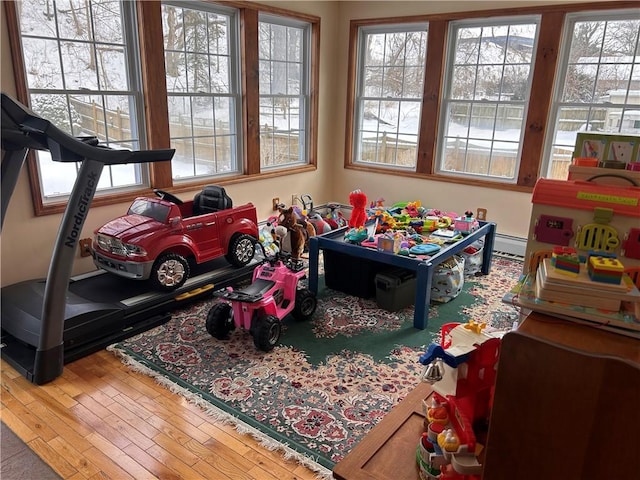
[1,93,255,385]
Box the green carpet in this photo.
[108,255,522,478]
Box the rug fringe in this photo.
[107,345,333,480]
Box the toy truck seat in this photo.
[193,185,233,215]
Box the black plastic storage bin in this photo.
[375,267,417,312]
[323,250,385,298]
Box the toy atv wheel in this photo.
[252,314,281,352]
[206,302,235,339]
[226,234,256,267]
[292,288,317,321]
[150,253,189,291]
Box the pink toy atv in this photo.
[206,246,317,351]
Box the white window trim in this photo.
[352,22,428,169]
[163,1,243,182]
[21,0,149,202]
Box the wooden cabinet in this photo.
[483,313,640,480]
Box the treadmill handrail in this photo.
[0,92,177,384]
[1,92,174,164]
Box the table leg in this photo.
[309,237,319,294]
[414,262,433,330]
[481,222,496,275]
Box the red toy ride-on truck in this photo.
[92,186,259,291]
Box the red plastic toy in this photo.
[417,321,504,479]
[93,186,259,291]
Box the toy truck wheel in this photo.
[206,303,235,339]
[252,315,281,352]
[150,253,189,291]
[226,234,256,267]
[292,288,317,321]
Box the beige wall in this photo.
[0,1,578,286]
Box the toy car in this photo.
[206,245,317,351]
[92,185,259,291]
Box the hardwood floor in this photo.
[0,350,321,480]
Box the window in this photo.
[14,0,146,201]
[438,17,539,182]
[353,24,428,168]
[6,1,319,215]
[346,2,636,190]
[258,14,311,169]
[162,2,241,181]
[543,10,640,179]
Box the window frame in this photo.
[344,1,637,192]
[162,1,244,183]
[436,15,542,183]
[7,0,149,204]
[4,0,319,216]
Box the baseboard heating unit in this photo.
[493,233,527,259]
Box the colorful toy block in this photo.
[551,246,580,276]
[587,255,624,285]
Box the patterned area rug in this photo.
[108,255,523,478]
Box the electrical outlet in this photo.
[272,197,280,211]
[291,194,299,206]
[79,238,93,257]
[477,208,488,221]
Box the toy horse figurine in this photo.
[278,206,305,260]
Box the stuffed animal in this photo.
[278,206,305,260]
[348,189,368,228]
[274,225,291,254]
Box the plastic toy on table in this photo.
[344,226,369,245]
[454,211,479,236]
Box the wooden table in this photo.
[332,382,432,480]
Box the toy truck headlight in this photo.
[95,233,112,252]
[123,243,147,257]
